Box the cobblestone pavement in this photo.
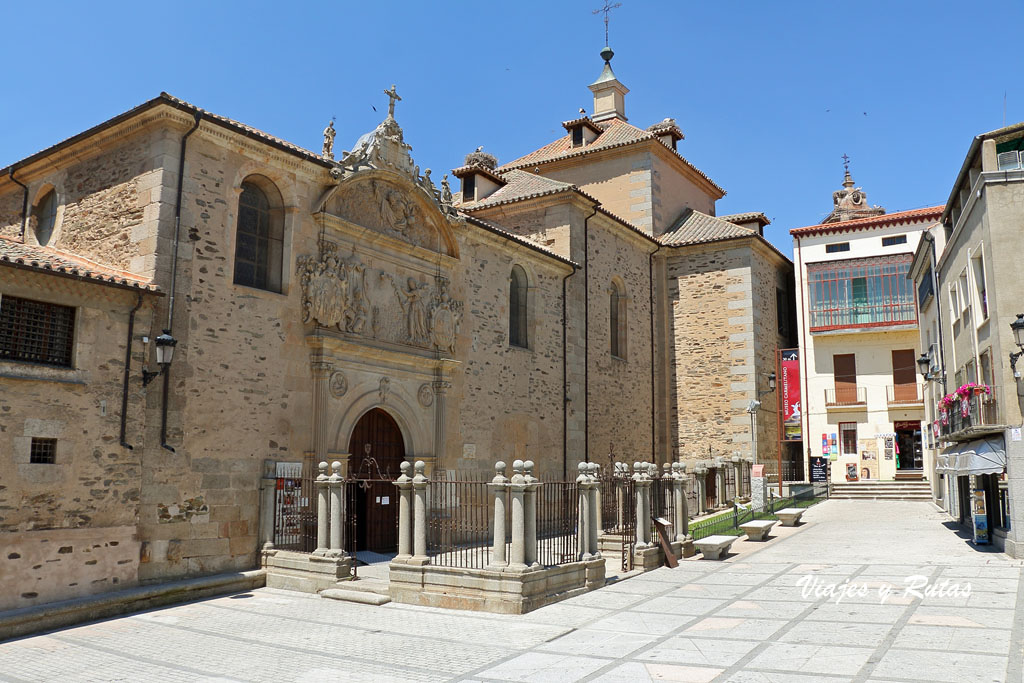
[1,500,1022,683]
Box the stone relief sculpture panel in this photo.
[329,178,445,253]
[297,242,462,355]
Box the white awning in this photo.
[941,438,1006,476]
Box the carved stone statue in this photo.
[440,174,454,214]
[389,275,431,344]
[422,168,437,201]
[429,277,462,353]
[341,253,369,334]
[322,120,336,160]
[373,180,415,235]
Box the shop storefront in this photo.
[937,436,1009,547]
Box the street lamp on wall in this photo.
[1010,314,1024,378]
[142,330,177,386]
[916,353,931,379]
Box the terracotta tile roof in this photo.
[0,236,159,292]
[1,92,334,177]
[498,118,724,195]
[461,215,576,267]
[659,208,757,246]
[719,211,770,227]
[458,169,577,210]
[450,164,507,186]
[790,205,944,237]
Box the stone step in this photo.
[320,577,391,605]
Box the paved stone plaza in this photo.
[1,500,1021,683]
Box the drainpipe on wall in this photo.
[159,112,202,453]
[583,204,597,464]
[795,235,812,465]
[562,263,577,481]
[648,242,662,463]
[120,291,144,450]
[8,168,28,241]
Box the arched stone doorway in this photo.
[348,408,405,552]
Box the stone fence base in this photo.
[388,558,606,614]
[262,548,352,593]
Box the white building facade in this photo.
[791,175,941,484]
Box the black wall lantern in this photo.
[142,330,177,386]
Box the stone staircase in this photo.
[831,480,934,501]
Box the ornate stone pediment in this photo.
[323,172,458,258]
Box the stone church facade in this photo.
[0,51,792,610]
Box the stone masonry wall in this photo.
[452,227,570,481]
[136,130,320,583]
[666,241,753,462]
[0,267,157,610]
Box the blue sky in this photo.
[2,1,1021,256]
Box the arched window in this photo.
[33,189,57,247]
[610,280,626,359]
[234,177,284,292]
[509,265,528,348]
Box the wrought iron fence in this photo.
[272,457,316,552]
[537,480,579,566]
[724,466,736,501]
[689,482,829,541]
[427,478,494,569]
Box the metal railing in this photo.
[825,386,867,407]
[887,383,924,405]
[939,387,1002,438]
[536,481,579,566]
[427,478,494,568]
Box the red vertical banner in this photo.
[780,348,801,441]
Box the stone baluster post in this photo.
[715,458,726,507]
[489,461,509,567]
[576,463,592,560]
[731,455,742,501]
[670,462,686,541]
[411,460,429,564]
[328,461,343,556]
[523,460,539,567]
[615,462,626,529]
[509,460,527,568]
[586,463,600,558]
[394,461,413,561]
[633,462,650,549]
[695,465,707,515]
[314,461,330,556]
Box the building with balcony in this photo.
[909,122,1024,557]
[791,167,941,484]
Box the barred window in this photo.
[0,295,75,367]
[30,438,57,464]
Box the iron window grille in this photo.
[0,295,75,367]
[30,437,57,464]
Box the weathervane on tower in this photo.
[593,1,622,47]
[842,153,850,174]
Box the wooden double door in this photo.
[347,408,406,552]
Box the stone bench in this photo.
[739,519,777,541]
[775,508,805,527]
[693,535,737,560]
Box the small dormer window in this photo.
[571,126,584,148]
[462,175,476,202]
